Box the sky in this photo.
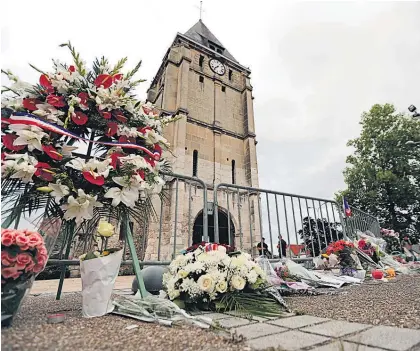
[2,0,420,234]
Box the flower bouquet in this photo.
[1,228,49,327]
[380,229,401,254]
[79,220,122,318]
[162,243,286,318]
[326,240,362,277]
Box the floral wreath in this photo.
[1,42,178,229]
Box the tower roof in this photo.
[184,20,237,62]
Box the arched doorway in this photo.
[192,210,235,246]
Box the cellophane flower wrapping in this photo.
[1,227,57,327]
[80,249,123,318]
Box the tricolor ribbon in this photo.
[2,112,162,160]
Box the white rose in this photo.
[231,275,246,290]
[216,280,228,293]
[197,274,215,293]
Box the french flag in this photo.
[343,197,352,217]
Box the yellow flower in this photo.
[37,186,53,193]
[215,280,227,293]
[178,270,188,278]
[102,250,110,256]
[97,219,114,237]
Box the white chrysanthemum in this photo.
[247,270,258,284]
[180,278,202,298]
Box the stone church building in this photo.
[143,20,261,260]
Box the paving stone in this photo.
[310,341,387,351]
[217,316,254,329]
[302,320,371,337]
[232,322,287,340]
[199,312,231,320]
[268,315,330,329]
[345,326,420,351]
[248,330,330,350]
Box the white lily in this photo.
[119,154,153,171]
[62,189,103,224]
[66,158,111,179]
[104,176,142,208]
[33,103,65,125]
[48,182,70,202]
[10,162,37,183]
[59,144,79,157]
[9,124,47,152]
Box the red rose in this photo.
[23,98,42,111]
[34,162,54,181]
[46,94,66,108]
[94,74,113,88]
[69,65,76,73]
[2,134,25,151]
[72,111,88,125]
[82,171,105,186]
[113,73,123,82]
[78,92,89,107]
[106,122,118,137]
[43,145,63,161]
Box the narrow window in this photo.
[217,48,223,54]
[221,86,226,93]
[228,69,233,81]
[231,160,236,184]
[199,55,204,68]
[193,150,198,177]
[199,75,204,83]
[209,45,216,51]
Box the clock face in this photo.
[209,59,226,76]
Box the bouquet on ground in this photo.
[1,228,49,327]
[182,242,235,254]
[326,240,362,276]
[162,243,285,318]
[380,229,401,254]
[79,219,122,318]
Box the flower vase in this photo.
[1,277,35,328]
[81,250,123,318]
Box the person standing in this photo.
[277,235,287,258]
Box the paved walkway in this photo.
[31,278,420,351]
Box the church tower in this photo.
[144,20,261,259]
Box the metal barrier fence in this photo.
[213,183,347,260]
[344,205,381,238]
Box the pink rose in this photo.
[2,266,22,280]
[25,260,36,273]
[32,264,45,274]
[16,253,33,267]
[1,231,16,247]
[1,251,16,266]
[36,246,48,257]
[15,233,30,250]
[28,233,44,248]
[36,254,48,267]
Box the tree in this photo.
[298,216,343,256]
[337,104,420,243]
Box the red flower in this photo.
[138,126,152,134]
[46,94,66,108]
[42,145,63,161]
[1,153,5,161]
[82,171,105,186]
[137,169,145,180]
[71,111,88,125]
[2,134,25,151]
[114,111,127,123]
[23,98,42,111]
[106,122,118,137]
[154,143,162,158]
[78,92,89,107]
[34,162,54,181]
[109,152,124,169]
[113,74,123,82]
[98,108,111,119]
[358,240,366,250]
[119,135,136,144]
[39,75,54,93]
[145,156,155,168]
[94,74,113,89]
[69,65,76,73]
